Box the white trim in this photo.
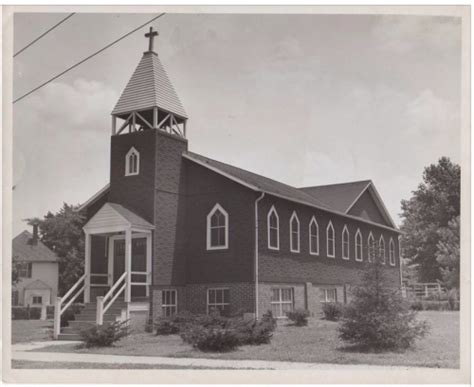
[355,228,363,262]
[206,287,230,314]
[183,154,401,234]
[389,237,396,266]
[368,232,375,262]
[125,147,140,176]
[267,205,280,250]
[206,203,229,250]
[342,225,350,260]
[289,211,300,253]
[309,216,319,256]
[379,235,386,264]
[161,289,178,316]
[326,221,335,258]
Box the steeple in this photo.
[111,27,188,137]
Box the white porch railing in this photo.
[53,273,87,339]
[96,272,128,325]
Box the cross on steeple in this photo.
[145,27,159,53]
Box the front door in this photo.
[113,236,148,299]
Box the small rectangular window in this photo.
[207,288,230,315]
[162,289,177,317]
[320,288,337,303]
[32,296,43,305]
[270,287,294,318]
[18,262,32,278]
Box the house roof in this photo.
[299,180,372,213]
[24,279,51,290]
[107,203,155,230]
[112,52,187,119]
[12,231,59,263]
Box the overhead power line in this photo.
[14,13,76,58]
[13,13,166,104]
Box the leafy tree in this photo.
[12,255,20,286]
[400,157,460,283]
[28,203,86,295]
[436,216,460,290]
[339,245,429,350]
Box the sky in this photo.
[12,12,462,235]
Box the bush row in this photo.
[410,300,459,311]
[12,306,43,320]
[80,320,130,347]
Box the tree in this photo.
[28,203,86,295]
[12,255,20,286]
[436,216,460,290]
[400,157,460,283]
[339,246,429,350]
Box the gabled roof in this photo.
[25,279,51,290]
[13,231,59,263]
[300,180,372,213]
[112,52,187,119]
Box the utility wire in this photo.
[13,13,166,104]
[14,13,76,58]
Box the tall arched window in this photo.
[342,225,350,260]
[125,147,140,176]
[290,212,300,253]
[267,206,279,250]
[309,216,319,255]
[355,229,363,262]
[326,221,335,258]
[389,238,396,266]
[368,232,375,262]
[379,235,386,264]
[206,203,229,250]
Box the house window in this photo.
[368,233,375,262]
[355,229,363,262]
[162,289,177,317]
[32,296,43,305]
[206,204,229,250]
[207,288,230,315]
[267,206,280,250]
[18,262,32,278]
[326,221,335,258]
[309,216,319,255]
[289,212,300,253]
[389,238,396,266]
[271,288,294,318]
[342,225,350,260]
[379,236,386,264]
[125,147,140,176]
[320,288,337,303]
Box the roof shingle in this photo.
[13,231,59,263]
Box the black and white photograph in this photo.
[2,5,470,384]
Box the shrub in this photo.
[155,318,180,335]
[322,303,345,321]
[80,320,129,348]
[180,325,240,352]
[287,309,310,326]
[229,316,275,345]
[12,306,42,320]
[339,255,429,351]
[410,300,423,311]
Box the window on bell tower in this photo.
[125,147,140,176]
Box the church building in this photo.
[54,28,401,339]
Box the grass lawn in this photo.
[12,320,53,344]
[11,360,218,369]
[33,311,459,368]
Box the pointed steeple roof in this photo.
[112,51,187,119]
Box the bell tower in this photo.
[111,27,188,138]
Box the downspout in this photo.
[254,192,265,320]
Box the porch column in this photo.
[146,233,152,297]
[125,228,132,303]
[84,231,91,303]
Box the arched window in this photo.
[289,212,300,253]
[326,221,335,258]
[267,206,279,250]
[206,204,228,250]
[355,229,363,262]
[342,225,350,260]
[389,238,396,266]
[368,232,375,262]
[379,235,386,264]
[125,147,140,176]
[309,216,319,255]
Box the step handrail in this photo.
[53,273,87,339]
[97,272,127,325]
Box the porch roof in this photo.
[83,202,154,234]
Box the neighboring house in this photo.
[12,226,59,306]
[56,29,401,338]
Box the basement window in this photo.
[271,288,294,318]
[162,289,177,317]
[207,288,230,315]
